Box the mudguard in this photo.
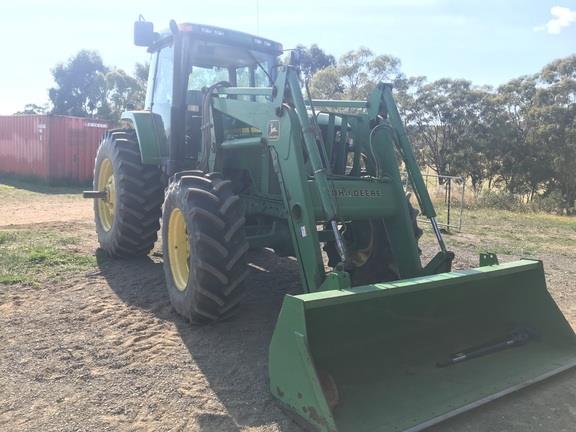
[121,111,168,164]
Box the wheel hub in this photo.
[168,208,190,291]
[97,158,115,231]
[347,221,375,268]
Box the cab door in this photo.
[149,43,174,141]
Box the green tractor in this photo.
[84,18,576,432]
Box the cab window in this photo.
[153,46,174,106]
[188,66,230,91]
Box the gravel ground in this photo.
[1,185,576,431]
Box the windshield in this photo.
[188,66,229,90]
[188,62,272,91]
[186,38,276,92]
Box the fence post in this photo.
[446,178,452,231]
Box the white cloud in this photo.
[535,5,576,34]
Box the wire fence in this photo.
[405,174,465,232]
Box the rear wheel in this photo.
[162,172,250,323]
[93,129,163,257]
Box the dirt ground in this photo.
[1,183,576,432]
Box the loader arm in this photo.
[210,66,436,290]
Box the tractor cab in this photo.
[134,20,282,173]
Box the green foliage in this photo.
[49,50,109,117]
[294,44,335,77]
[101,67,143,122]
[531,191,566,214]
[474,190,528,212]
[13,103,48,115]
[48,51,148,123]
[404,79,486,182]
[133,61,150,108]
[0,232,17,245]
[309,66,344,99]
[310,47,403,100]
[467,190,570,214]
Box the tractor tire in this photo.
[325,198,423,285]
[162,171,250,323]
[93,129,163,257]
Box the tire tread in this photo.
[93,129,163,257]
[162,172,250,323]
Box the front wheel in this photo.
[325,198,423,285]
[162,172,250,323]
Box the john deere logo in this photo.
[267,120,280,140]
[332,188,383,198]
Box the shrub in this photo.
[475,190,528,212]
[529,191,565,214]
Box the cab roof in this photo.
[154,22,283,55]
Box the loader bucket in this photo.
[269,260,576,432]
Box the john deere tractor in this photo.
[84,18,576,432]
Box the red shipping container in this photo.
[0,115,109,184]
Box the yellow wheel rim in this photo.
[168,208,190,291]
[97,158,115,232]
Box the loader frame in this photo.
[211,67,453,290]
[124,62,453,293]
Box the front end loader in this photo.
[84,19,576,432]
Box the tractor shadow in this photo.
[96,248,303,432]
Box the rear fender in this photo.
[121,111,167,164]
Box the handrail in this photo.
[215,87,274,97]
[305,100,368,109]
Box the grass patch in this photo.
[0,274,27,284]
[0,232,17,245]
[0,229,96,286]
[0,179,84,204]
[420,206,576,257]
[0,178,85,195]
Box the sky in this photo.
[0,0,575,114]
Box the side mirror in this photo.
[134,20,155,47]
